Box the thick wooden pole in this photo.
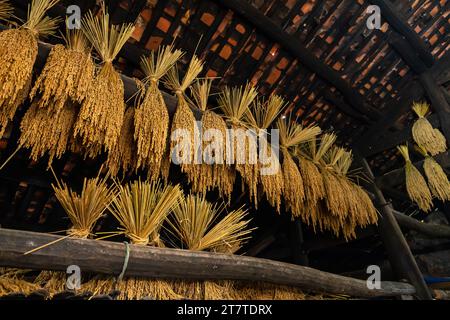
[358,156,433,299]
[0,228,416,298]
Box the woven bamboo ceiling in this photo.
[10,0,450,174]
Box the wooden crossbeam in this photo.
[370,0,434,67]
[216,0,381,121]
[0,228,417,298]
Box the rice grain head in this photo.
[398,145,433,212]
[412,102,447,155]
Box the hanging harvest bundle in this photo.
[30,29,94,114]
[34,170,117,295]
[244,95,285,211]
[167,194,252,299]
[189,79,234,197]
[73,9,134,157]
[106,179,183,299]
[218,85,258,202]
[0,0,12,22]
[134,46,183,179]
[19,100,77,167]
[277,117,321,218]
[106,107,138,176]
[411,102,447,156]
[397,144,433,212]
[416,144,450,202]
[0,0,60,137]
[165,55,203,181]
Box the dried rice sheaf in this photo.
[73,9,134,157]
[0,0,60,136]
[134,46,183,177]
[166,56,203,181]
[412,102,447,156]
[30,29,94,115]
[398,145,433,212]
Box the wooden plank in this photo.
[371,0,434,67]
[357,156,433,300]
[216,0,381,120]
[393,210,450,238]
[0,228,416,298]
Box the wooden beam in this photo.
[376,150,450,188]
[370,0,434,67]
[0,228,416,298]
[357,155,433,299]
[216,0,381,120]
[393,210,450,238]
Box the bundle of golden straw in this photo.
[167,194,253,299]
[0,0,60,137]
[165,55,203,182]
[105,179,183,300]
[30,29,94,114]
[244,95,285,211]
[218,84,258,202]
[397,144,433,212]
[134,46,183,179]
[34,169,116,295]
[411,102,447,156]
[0,0,12,22]
[416,144,450,202]
[277,117,321,217]
[73,9,134,157]
[19,100,77,167]
[106,107,138,177]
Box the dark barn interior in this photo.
[0,0,449,301]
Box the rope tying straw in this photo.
[117,242,130,282]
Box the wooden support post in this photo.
[357,155,433,299]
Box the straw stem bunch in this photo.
[0,0,12,21]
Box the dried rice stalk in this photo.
[168,194,253,299]
[398,144,433,212]
[134,46,183,177]
[412,102,447,156]
[30,29,94,115]
[417,144,450,202]
[73,9,134,156]
[0,0,60,136]
[107,179,183,300]
[218,85,258,203]
[106,107,138,176]
[0,0,12,22]
[277,118,321,218]
[0,269,41,297]
[19,100,77,167]
[166,55,203,181]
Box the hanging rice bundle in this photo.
[106,107,138,177]
[397,144,433,212]
[165,55,203,181]
[416,144,450,202]
[0,0,12,21]
[277,117,321,218]
[134,46,183,178]
[73,9,134,157]
[0,0,60,137]
[30,29,94,115]
[106,179,183,300]
[411,102,447,156]
[168,194,253,299]
[19,100,77,167]
[218,85,258,203]
[244,95,285,211]
[34,170,116,295]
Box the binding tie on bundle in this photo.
[127,233,149,245]
[67,228,90,239]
